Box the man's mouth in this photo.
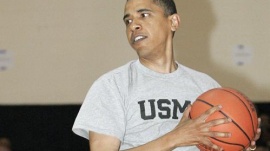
[133,35,147,44]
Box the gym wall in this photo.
[0,0,269,105]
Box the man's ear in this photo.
[170,14,180,31]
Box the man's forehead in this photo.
[124,0,160,14]
[123,8,152,21]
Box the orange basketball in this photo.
[189,88,258,151]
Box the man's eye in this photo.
[141,13,150,17]
[125,19,132,25]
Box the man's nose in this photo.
[131,20,141,31]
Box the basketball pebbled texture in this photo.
[189,88,258,151]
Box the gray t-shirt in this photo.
[72,60,220,151]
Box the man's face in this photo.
[123,0,173,58]
[0,146,11,151]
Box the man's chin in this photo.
[132,46,144,54]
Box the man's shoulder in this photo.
[96,60,137,82]
[179,64,220,88]
[180,64,207,76]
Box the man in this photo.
[0,138,12,151]
[73,0,260,150]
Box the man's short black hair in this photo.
[153,0,177,16]
[127,0,177,16]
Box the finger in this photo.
[251,117,262,142]
[254,127,261,141]
[201,139,223,151]
[250,140,255,146]
[199,118,232,135]
[258,117,261,127]
[198,105,222,122]
[201,131,231,138]
[247,144,256,151]
[247,139,256,151]
[204,117,232,128]
[181,104,192,122]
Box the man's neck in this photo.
[139,57,178,74]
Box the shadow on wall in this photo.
[174,0,267,101]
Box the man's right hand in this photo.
[168,105,232,151]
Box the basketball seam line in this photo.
[221,89,256,137]
[196,99,251,144]
[211,137,245,149]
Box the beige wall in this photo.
[0,0,269,104]
[174,0,270,102]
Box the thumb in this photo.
[181,104,192,122]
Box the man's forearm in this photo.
[123,132,177,151]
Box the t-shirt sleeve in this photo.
[72,77,126,142]
[202,73,221,90]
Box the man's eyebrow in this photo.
[123,14,130,21]
[123,8,152,21]
[137,8,152,13]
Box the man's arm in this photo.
[89,131,121,151]
[89,116,261,151]
[89,105,231,151]
[89,130,175,151]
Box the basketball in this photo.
[189,88,258,151]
